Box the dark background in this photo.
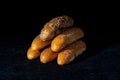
[1,5,119,48]
[0,3,120,80]
[1,5,120,52]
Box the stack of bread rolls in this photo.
[27,15,87,65]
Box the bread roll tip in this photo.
[27,47,40,60]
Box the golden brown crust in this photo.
[27,47,41,60]
[40,47,58,63]
[51,27,84,52]
[27,15,87,66]
[57,40,86,65]
[40,15,74,41]
[31,34,51,50]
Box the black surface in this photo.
[0,41,120,80]
[1,5,120,80]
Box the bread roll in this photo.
[57,40,86,65]
[27,34,51,60]
[27,47,41,60]
[40,15,74,41]
[40,47,58,63]
[31,34,51,50]
[51,27,84,52]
